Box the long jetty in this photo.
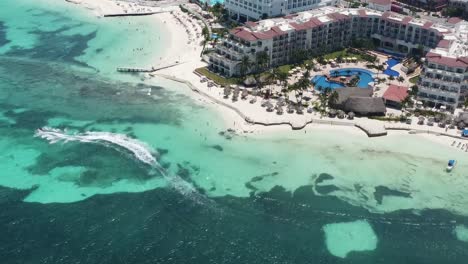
[117,62,184,73]
[103,11,167,17]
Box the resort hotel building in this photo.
[208,7,468,110]
[224,0,339,21]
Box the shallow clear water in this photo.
[1,0,468,263]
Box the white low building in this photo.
[365,0,392,12]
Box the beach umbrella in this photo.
[347,112,355,120]
[223,86,231,98]
[249,97,257,104]
[266,102,274,112]
[337,110,345,119]
[261,99,268,107]
[243,76,257,87]
[307,107,314,114]
[277,105,284,115]
[445,116,453,125]
[296,105,304,114]
[418,116,425,125]
[241,89,249,99]
[328,109,337,118]
[458,122,466,130]
[287,104,295,113]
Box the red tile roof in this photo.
[447,17,463,24]
[383,85,409,103]
[328,12,350,21]
[422,21,433,29]
[426,52,468,68]
[437,39,451,49]
[401,16,412,25]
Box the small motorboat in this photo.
[447,160,456,172]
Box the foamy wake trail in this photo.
[35,127,211,205]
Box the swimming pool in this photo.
[200,0,224,5]
[311,68,374,90]
[383,58,400,77]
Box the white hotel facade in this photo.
[224,0,339,21]
[208,7,468,110]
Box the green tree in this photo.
[397,76,405,85]
[328,90,339,107]
[255,51,270,72]
[239,56,251,76]
[376,64,385,78]
[202,26,210,41]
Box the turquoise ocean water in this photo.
[1,0,468,262]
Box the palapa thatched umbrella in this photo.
[427,117,434,126]
[328,109,337,118]
[241,89,249,99]
[307,107,314,114]
[261,99,268,107]
[277,105,284,115]
[337,110,345,119]
[445,115,453,125]
[458,121,466,130]
[296,105,304,114]
[249,97,257,104]
[417,116,425,125]
[266,101,274,112]
[277,97,285,106]
[347,111,355,120]
[287,104,295,114]
[223,86,231,98]
[243,76,257,87]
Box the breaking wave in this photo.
[35,127,211,205]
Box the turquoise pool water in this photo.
[383,58,400,77]
[200,0,224,5]
[311,68,374,90]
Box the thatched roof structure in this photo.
[455,112,468,129]
[343,97,386,116]
[333,87,373,106]
[243,76,257,87]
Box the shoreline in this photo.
[65,0,468,152]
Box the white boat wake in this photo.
[35,127,211,205]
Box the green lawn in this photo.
[195,67,238,86]
[322,49,363,61]
[409,75,419,84]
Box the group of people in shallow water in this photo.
[451,141,468,152]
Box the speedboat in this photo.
[446,160,456,172]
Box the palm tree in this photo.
[397,76,405,85]
[328,90,339,107]
[376,65,385,78]
[239,56,251,77]
[255,51,270,72]
[277,70,289,92]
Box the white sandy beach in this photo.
[66,0,468,152]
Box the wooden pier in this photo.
[103,11,167,17]
[117,62,184,73]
